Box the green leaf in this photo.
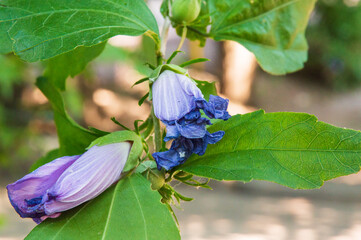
[0,0,159,61]
[36,77,99,156]
[138,35,158,75]
[208,0,316,75]
[136,160,158,173]
[26,174,180,240]
[160,0,170,18]
[140,117,154,139]
[179,58,209,67]
[88,126,110,137]
[149,64,187,82]
[88,131,144,172]
[180,110,361,189]
[110,117,130,130]
[44,42,106,91]
[132,77,149,87]
[194,79,217,101]
[138,92,149,106]
[166,50,184,64]
[0,54,25,98]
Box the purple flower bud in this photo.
[7,142,131,223]
[152,70,203,122]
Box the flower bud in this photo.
[146,169,165,190]
[171,0,201,24]
[7,142,131,223]
[152,70,203,122]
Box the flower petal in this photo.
[154,131,224,170]
[152,70,203,121]
[164,109,211,140]
[163,121,180,141]
[44,142,131,215]
[7,155,79,219]
[153,138,193,170]
[176,117,209,139]
[197,95,231,120]
[153,150,184,171]
[192,131,225,156]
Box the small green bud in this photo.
[171,0,201,24]
[146,169,165,190]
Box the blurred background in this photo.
[1,0,361,239]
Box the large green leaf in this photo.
[36,77,98,155]
[0,0,159,61]
[44,42,106,91]
[180,110,361,189]
[208,0,316,75]
[26,174,180,240]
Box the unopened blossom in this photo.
[152,70,230,170]
[7,142,131,223]
[152,70,204,122]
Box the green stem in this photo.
[151,107,162,152]
[152,18,170,153]
[160,17,171,60]
[176,24,187,51]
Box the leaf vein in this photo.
[101,184,118,240]
[212,0,305,34]
[129,178,148,240]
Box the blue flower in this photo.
[153,131,225,171]
[7,142,131,223]
[152,70,231,170]
[152,70,230,141]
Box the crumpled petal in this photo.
[153,132,224,170]
[7,142,131,223]
[163,120,180,141]
[164,109,212,141]
[192,131,225,155]
[176,117,209,139]
[152,148,189,171]
[197,95,231,120]
[152,70,203,121]
[153,138,193,171]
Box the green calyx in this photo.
[171,0,201,24]
[149,64,188,82]
[146,169,165,190]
